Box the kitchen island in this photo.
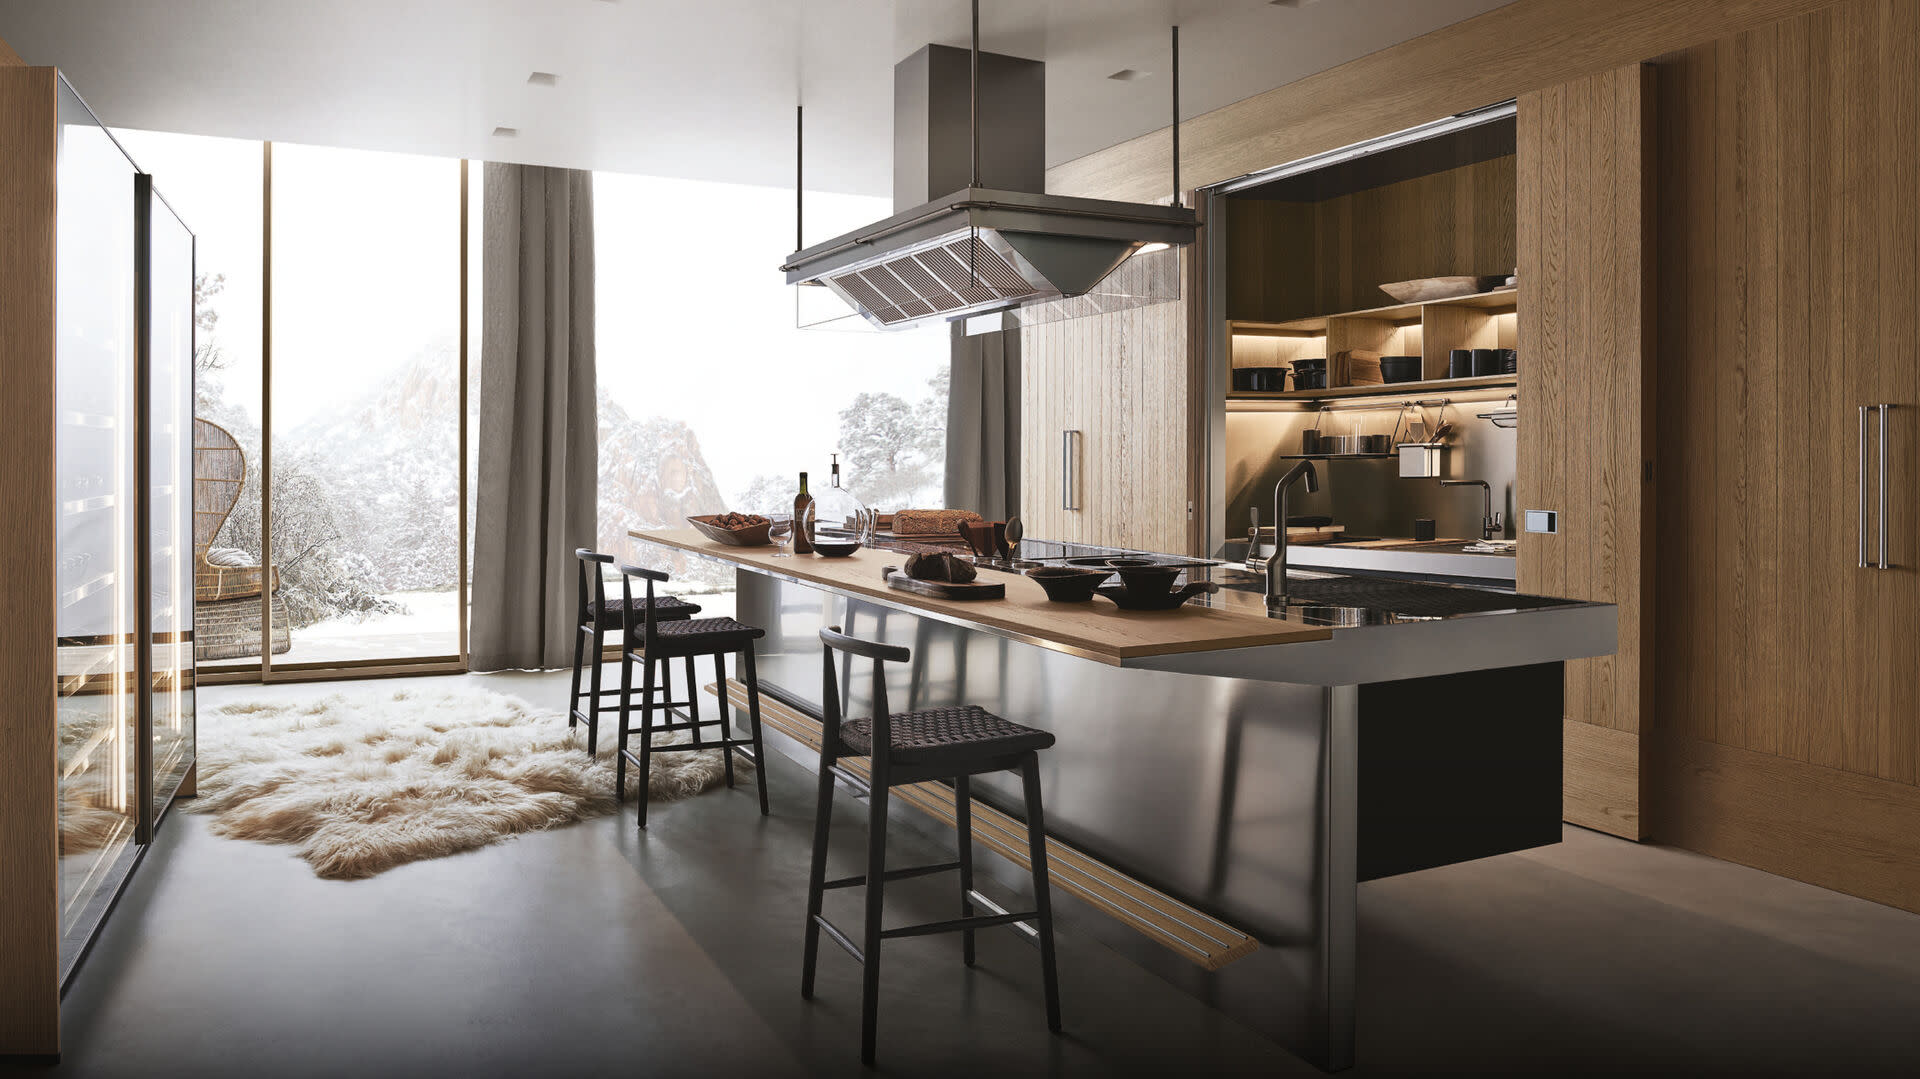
[630,527,1614,1071]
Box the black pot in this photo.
[1448,349,1474,378]
[1232,366,1289,392]
[1293,370,1328,391]
[1379,355,1422,383]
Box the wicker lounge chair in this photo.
[193,418,290,660]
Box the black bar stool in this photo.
[570,549,700,754]
[803,625,1061,1067]
[614,564,769,827]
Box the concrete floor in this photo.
[12,671,1920,1077]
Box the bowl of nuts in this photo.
[688,512,774,546]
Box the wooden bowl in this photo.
[687,514,773,546]
[1377,276,1507,304]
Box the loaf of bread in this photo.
[892,508,982,535]
[903,552,978,583]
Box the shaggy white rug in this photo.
[189,687,747,880]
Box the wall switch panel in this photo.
[1524,509,1559,534]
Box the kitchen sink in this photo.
[1278,575,1567,618]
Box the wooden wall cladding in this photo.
[1045,0,1848,205]
[1650,0,1920,913]
[1019,289,1192,555]
[1227,156,1517,323]
[1516,64,1655,839]
[0,63,63,1055]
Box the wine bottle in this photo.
[793,471,815,554]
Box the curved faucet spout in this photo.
[1266,461,1319,609]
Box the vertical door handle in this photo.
[1860,405,1871,568]
[1061,430,1081,511]
[1879,403,1892,570]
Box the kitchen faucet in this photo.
[1441,479,1504,540]
[1265,460,1320,610]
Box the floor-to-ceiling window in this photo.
[113,130,471,679]
[594,173,950,616]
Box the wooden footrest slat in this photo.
[708,681,1261,971]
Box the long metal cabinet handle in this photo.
[1880,404,1891,570]
[1860,405,1871,568]
[1061,430,1081,511]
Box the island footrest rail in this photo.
[707,680,1261,971]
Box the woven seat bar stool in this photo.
[802,625,1062,1067]
[570,550,701,754]
[614,564,769,827]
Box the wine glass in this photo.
[768,513,794,557]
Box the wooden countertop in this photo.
[631,529,1331,666]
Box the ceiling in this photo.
[0,0,1511,197]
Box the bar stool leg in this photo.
[714,652,736,790]
[955,774,976,967]
[800,750,837,999]
[636,657,658,828]
[568,622,586,733]
[585,627,605,755]
[743,648,770,816]
[860,778,891,1067]
[685,655,703,747]
[614,645,635,801]
[1020,753,1062,1032]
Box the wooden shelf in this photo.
[1227,373,1516,403]
[1228,287,1517,337]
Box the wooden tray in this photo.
[882,567,1006,601]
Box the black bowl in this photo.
[1025,566,1112,602]
[1110,564,1183,598]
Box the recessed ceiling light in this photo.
[1269,0,1322,7]
[1108,68,1150,81]
[492,126,519,137]
[528,71,559,87]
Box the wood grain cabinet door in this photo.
[1516,63,1656,839]
[1651,0,1920,914]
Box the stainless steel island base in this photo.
[732,571,1567,1072]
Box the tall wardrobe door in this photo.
[1652,0,1920,913]
[145,183,197,820]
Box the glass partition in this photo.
[55,80,140,952]
[146,182,197,819]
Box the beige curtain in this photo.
[944,316,1022,520]
[470,163,597,671]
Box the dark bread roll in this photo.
[903,552,977,584]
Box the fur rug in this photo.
[189,687,746,879]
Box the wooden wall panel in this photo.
[1516,64,1654,838]
[1047,0,1846,205]
[1650,0,1920,913]
[1019,287,1191,555]
[0,64,63,1055]
[1227,157,1516,323]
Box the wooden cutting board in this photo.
[1252,525,1347,546]
[882,567,1007,601]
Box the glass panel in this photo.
[112,129,267,673]
[56,82,139,951]
[595,174,951,618]
[270,143,462,664]
[147,185,196,815]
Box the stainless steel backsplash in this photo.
[1223,405,1518,550]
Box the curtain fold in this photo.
[470,163,597,671]
[944,316,1021,520]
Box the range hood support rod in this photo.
[795,104,804,251]
[970,0,981,190]
[1172,25,1181,208]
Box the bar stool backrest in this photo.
[818,626,911,772]
[618,563,671,653]
[575,549,614,627]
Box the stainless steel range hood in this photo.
[784,40,1196,331]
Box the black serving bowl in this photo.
[1109,563,1183,598]
[1025,566,1113,602]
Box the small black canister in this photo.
[1448,348,1474,379]
[1471,348,1502,376]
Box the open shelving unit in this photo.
[1228,287,1518,402]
